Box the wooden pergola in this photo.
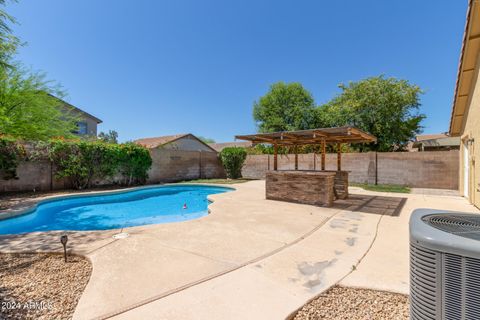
[235,126,377,171]
[235,126,376,207]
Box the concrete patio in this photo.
[0,180,478,320]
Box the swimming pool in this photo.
[0,185,232,235]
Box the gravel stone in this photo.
[0,253,92,320]
[293,286,409,320]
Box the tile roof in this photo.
[135,134,189,148]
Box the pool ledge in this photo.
[0,183,236,223]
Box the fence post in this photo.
[375,151,378,185]
[50,161,54,191]
[199,151,202,179]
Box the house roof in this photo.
[449,0,480,136]
[208,141,252,152]
[412,136,461,148]
[49,94,103,124]
[135,134,190,148]
[235,127,377,146]
[135,133,218,152]
[415,133,449,142]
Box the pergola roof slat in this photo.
[235,126,376,145]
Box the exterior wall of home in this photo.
[146,149,225,183]
[0,149,225,192]
[242,150,459,190]
[80,116,98,136]
[86,117,98,136]
[161,136,215,152]
[460,56,480,208]
[65,106,99,137]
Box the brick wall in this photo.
[0,150,225,192]
[242,150,459,189]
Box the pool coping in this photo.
[0,183,236,224]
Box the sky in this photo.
[9,0,468,142]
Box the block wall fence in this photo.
[242,150,459,190]
[0,149,458,192]
[0,149,226,192]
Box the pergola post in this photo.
[337,143,342,171]
[273,144,278,171]
[321,138,326,170]
[294,145,298,170]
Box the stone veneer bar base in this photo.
[266,170,338,207]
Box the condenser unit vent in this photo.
[410,209,480,320]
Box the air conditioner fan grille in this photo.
[423,214,480,233]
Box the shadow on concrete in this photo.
[0,230,116,254]
[332,194,407,217]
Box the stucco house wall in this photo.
[450,1,480,208]
[56,95,102,137]
[75,114,99,136]
[459,55,480,208]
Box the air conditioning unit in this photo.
[410,209,480,320]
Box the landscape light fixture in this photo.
[60,234,68,262]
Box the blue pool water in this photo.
[0,185,232,235]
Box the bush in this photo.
[0,136,26,179]
[48,140,152,189]
[117,142,152,186]
[219,147,247,179]
[48,140,119,189]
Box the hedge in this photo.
[219,147,247,179]
[0,137,152,189]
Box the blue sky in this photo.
[9,0,468,142]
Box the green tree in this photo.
[198,136,215,144]
[0,1,77,140]
[0,66,78,140]
[253,82,316,133]
[98,130,119,144]
[317,76,425,151]
[0,0,20,69]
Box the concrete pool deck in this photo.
[0,180,478,319]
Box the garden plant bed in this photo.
[0,253,92,319]
[293,286,409,320]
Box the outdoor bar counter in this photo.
[235,126,376,207]
[266,170,348,207]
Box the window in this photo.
[76,121,88,135]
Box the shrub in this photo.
[48,140,117,189]
[117,142,152,186]
[48,140,152,189]
[219,147,247,179]
[0,136,26,179]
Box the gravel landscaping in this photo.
[293,286,409,320]
[0,253,92,320]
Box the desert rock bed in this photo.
[293,286,409,320]
[0,253,92,320]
